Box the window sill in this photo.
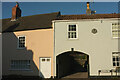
[9,69,32,71]
[112,37,120,39]
[17,47,26,50]
[67,38,79,41]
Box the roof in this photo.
[57,14,120,20]
[2,12,120,33]
[2,12,60,33]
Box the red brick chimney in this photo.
[11,2,21,21]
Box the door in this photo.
[39,57,51,78]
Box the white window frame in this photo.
[10,60,31,70]
[112,52,120,68]
[17,35,26,49]
[111,23,120,38]
[67,24,78,40]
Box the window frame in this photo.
[17,35,26,49]
[67,24,78,40]
[10,60,31,70]
[111,23,120,39]
[112,52,120,68]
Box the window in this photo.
[47,59,50,61]
[41,58,51,62]
[68,25,77,39]
[112,52,120,67]
[42,59,45,62]
[11,60,30,70]
[112,23,120,38]
[18,36,25,48]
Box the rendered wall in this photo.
[53,18,119,76]
[2,29,54,77]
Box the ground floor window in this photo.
[11,60,30,70]
[112,52,120,67]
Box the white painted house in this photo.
[53,14,120,77]
[52,2,120,78]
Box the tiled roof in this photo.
[2,12,60,32]
[57,14,120,20]
[2,12,120,33]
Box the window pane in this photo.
[69,26,70,31]
[18,36,25,48]
[69,25,76,31]
[11,60,30,70]
[116,57,119,61]
[68,25,77,39]
[117,62,119,66]
[68,32,70,38]
[113,62,116,66]
[112,52,120,67]
[42,59,45,62]
[47,59,50,61]
[71,32,73,38]
[113,57,115,61]
[112,23,120,38]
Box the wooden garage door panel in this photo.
[39,58,51,78]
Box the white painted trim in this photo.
[67,24,78,40]
[111,23,120,39]
[52,18,120,23]
[17,35,26,49]
[112,52,120,68]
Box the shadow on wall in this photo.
[2,32,44,79]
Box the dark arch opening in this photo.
[56,51,89,78]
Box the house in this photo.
[52,2,120,78]
[2,2,120,79]
[2,3,60,78]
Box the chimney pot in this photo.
[86,2,91,15]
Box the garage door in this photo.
[39,57,51,78]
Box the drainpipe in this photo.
[52,21,56,78]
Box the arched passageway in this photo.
[56,51,89,78]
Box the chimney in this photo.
[86,2,91,15]
[11,2,21,21]
[91,10,96,15]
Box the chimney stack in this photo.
[87,2,90,9]
[11,2,21,21]
[86,2,91,15]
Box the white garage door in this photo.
[39,57,51,78]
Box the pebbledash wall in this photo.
[53,18,120,76]
[2,29,54,77]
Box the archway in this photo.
[56,51,89,78]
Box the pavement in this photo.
[63,72,88,78]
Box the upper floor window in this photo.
[112,23,120,38]
[18,36,25,49]
[68,24,77,39]
[112,52,120,67]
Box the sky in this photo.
[2,2,119,19]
